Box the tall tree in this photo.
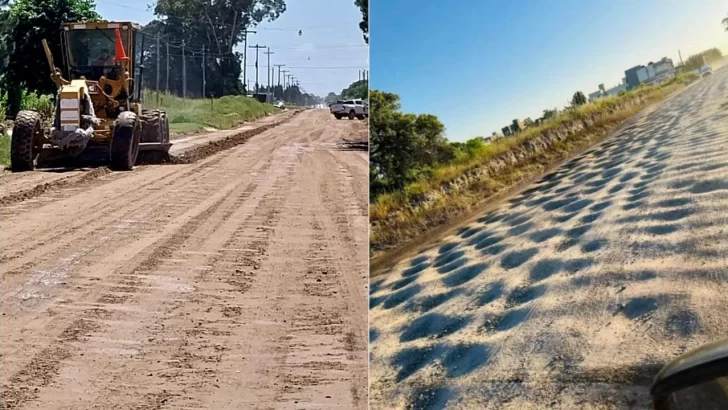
[571,91,587,106]
[0,0,14,83]
[723,13,728,31]
[355,0,367,44]
[324,92,339,104]
[146,0,286,97]
[370,90,454,198]
[542,108,557,120]
[341,79,367,100]
[4,0,100,115]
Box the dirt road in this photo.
[0,110,369,409]
[370,69,728,409]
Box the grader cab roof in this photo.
[61,21,143,31]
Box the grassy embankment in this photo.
[143,91,276,135]
[0,91,276,166]
[370,72,699,254]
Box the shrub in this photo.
[19,89,54,119]
[0,90,7,123]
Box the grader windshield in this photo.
[65,28,125,81]
[60,22,146,101]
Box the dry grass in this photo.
[370,81,688,253]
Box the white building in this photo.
[631,57,676,88]
[588,78,629,101]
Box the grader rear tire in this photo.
[10,110,43,172]
[110,111,140,171]
[140,109,166,143]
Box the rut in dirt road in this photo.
[370,70,728,409]
[0,110,369,409]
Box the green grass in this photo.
[144,91,277,135]
[0,132,10,167]
[371,79,694,253]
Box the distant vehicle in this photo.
[329,99,368,120]
[700,64,712,77]
[274,100,285,109]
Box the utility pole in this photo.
[290,76,297,104]
[202,45,206,97]
[182,40,186,98]
[155,33,160,92]
[242,30,256,94]
[678,50,684,67]
[249,44,266,94]
[165,42,169,93]
[281,70,289,101]
[264,47,274,92]
[274,64,285,99]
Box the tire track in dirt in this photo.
[1,110,367,409]
[0,131,274,257]
[261,142,367,409]
[0,176,241,409]
[0,119,297,282]
[2,141,285,408]
[0,110,300,207]
[311,150,369,406]
[102,165,292,409]
[0,162,271,330]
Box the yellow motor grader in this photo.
[11,21,170,171]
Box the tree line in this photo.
[682,48,723,71]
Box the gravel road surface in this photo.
[370,69,728,409]
[1,110,369,409]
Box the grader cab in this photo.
[10,21,170,171]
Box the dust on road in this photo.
[0,110,369,409]
[369,69,728,409]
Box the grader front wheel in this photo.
[110,111,141,171]
[10,110,43,172]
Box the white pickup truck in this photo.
[329,99,368,120]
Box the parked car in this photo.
[274,100,285,109]
[329,99,368,120]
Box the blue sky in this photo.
[95,0,368,96]
[371,0,728,141]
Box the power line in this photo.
[145,33,366,54]
[96,1,355,31]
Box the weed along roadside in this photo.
[369,73,698,259]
